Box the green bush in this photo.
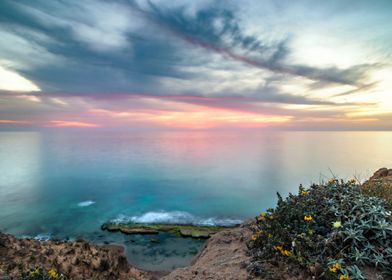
[247,179,392,280]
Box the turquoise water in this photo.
[1,131,392,270]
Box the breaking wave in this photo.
[21,233,52,241]
[77,200,96,207]
[110,211,242,226]
[34,233,52,241]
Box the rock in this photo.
[0,232,151,280]
[102,223,231,239]
[82,242,90,250]
[120,228,159,234]
[71,256,79,265]
[371,167,389,179]
[92,258,101,270]
[162,222,253,280]
[361,167,392,208]
[44,248,54,256]
[99,259,110,271]
[117,255,129,272]
[179,229,210,239]
[65,248,75,255]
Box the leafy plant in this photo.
[247,179,392,279]
[20,266,67,280]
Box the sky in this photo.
[0,0,391,130]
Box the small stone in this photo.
[82,242,90,250]
[71,256,79,265]
[99,259,110,271]
[117,255,128,271]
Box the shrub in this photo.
[360,181,392,210]
[247,179,392,279]
[20,267,67,280]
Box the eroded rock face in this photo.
[0,232,151,280]
[162,220,256,280]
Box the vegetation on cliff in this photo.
[0,233,149,280]
[360,167,392,209]
[20,267,66,280]
[247,179,392,280]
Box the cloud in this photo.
[12,0,140,52]
[0,66,40,91]
[0,27,62,71]
[135,1,374,86]
[0,120,31,124]
[0,0,380,97]
[0,0,390,130]
[48,120,100,128]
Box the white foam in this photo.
[33,234,51,241]
[110,211,242,226]
[77,200,96,207]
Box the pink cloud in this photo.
[0,120,31,124]
[48,120,100,128]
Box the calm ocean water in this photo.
[1,130,392,270]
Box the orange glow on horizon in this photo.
[48,120,100,128]
[0,120,31,124]
[89,107,292,129]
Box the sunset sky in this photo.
[0,0,391,130]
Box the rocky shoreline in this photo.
[0,232,151,280]
[1,168,391,280]
[0,222,254,280]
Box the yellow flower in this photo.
[329,263,341,273]
[328,178,338,184]
[267,234,273,238]
[339,275,350,280]
[48,268,59,279]
[257,212,266,221]
[304,215,313,221]
[273,245,291,257]
[251,234,257,241]
[332,221,342,229]
[273,245,283,251]
[29,267,40,277]
[281,250,291,257]
[300,191,309,196]
[269,215,273,220]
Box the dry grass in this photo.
[359,168,392,209]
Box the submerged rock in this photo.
[120,228,159,234]
[101,223,232,239]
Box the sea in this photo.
[1,130,391,271]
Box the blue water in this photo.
[1,130,392,270]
